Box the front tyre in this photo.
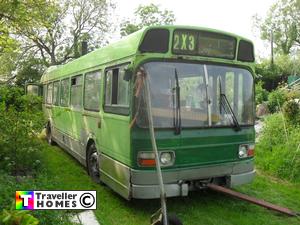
[167,214,183,225]
[87,143,101,183]
[153,214,183,225]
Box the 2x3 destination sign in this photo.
[172,29,236,59]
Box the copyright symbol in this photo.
[79,193,95,208]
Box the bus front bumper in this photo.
[130,160,255,199]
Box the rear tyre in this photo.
[46,123,55,146]
[87,143,101,183]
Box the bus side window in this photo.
[104,66,129,114]
[84,70,101,111]
[105,70,113,105]
[71,75,83,109]
[53,81,60,106]
[60,78,70,107]
[117,68,129,106]
[43,84,47,103]
[46,83,53,104]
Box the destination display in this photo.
[172,29,236,59]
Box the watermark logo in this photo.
[16,191,96,210]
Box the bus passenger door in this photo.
[69,75,85,157]
[45,82,53,124]
[58,78,73,137]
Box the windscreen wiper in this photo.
[220,93,241,131]
[173,69,181,135]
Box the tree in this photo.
[254,0,300,55]
[0,52,18,84]
[0,0,58,83]
[15,57,45,87]
[120,3,176,36]
[0,0,20,53]
[255,54,300,90]
[12,0,115,66]
[0,0,51,54]
[0,0,115,84]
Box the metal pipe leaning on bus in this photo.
[129,67,146,129]
[138,67,183,225]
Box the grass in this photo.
[2,143,300,225]
[44,144,300,224]
[255,113,300,183]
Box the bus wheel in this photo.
[46,124,55,146]
[167,214,183,225]
[154,214,183,225]
[87,143,101,183]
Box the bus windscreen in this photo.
[172,29,236,59]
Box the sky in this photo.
[114,0,277,59]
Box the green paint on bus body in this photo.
[41,25,255,199]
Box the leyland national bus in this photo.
[34,25,256,200]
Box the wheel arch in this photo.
[46,119,53,130]
[86,138,96,152]
[85,134,99,166]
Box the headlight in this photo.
[238,144,255,158]
[160,152,172,165]
[160,152,175,166]
[238,145,248,158]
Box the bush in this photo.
[282,100,300,124]
[256,113,300,182]
[267,88,288,113]
[0,207,39,225]
[255,81,269,105]
[0,172,74,225]
[285,89,300,100]
[0,86,24,111]
[0,86,44,176]
[0,87,73,224]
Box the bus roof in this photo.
[41,25,254,83]
[41,28,146,82]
